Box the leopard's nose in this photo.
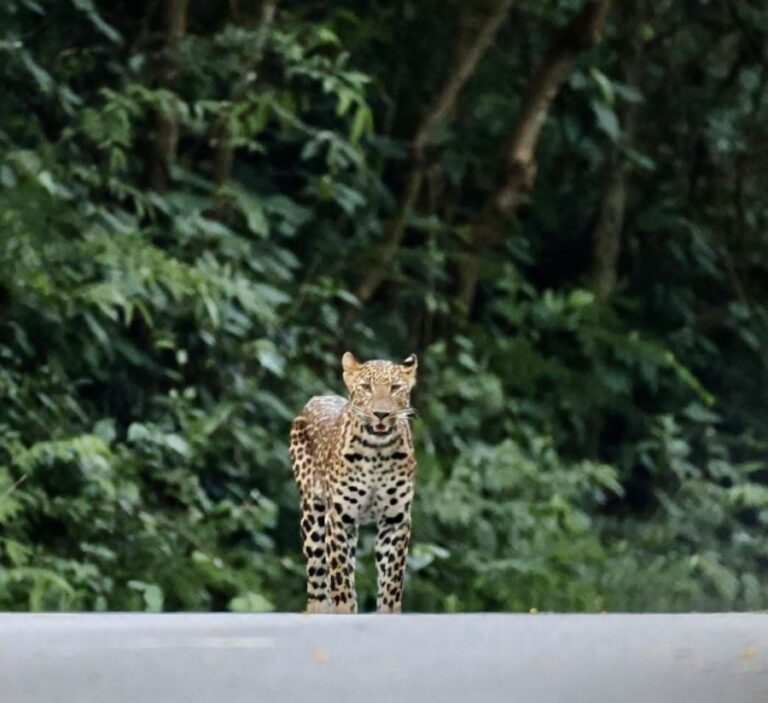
[373,411,390,421]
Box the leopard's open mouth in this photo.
[371,422,391,435]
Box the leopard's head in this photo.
[342,352,417,435]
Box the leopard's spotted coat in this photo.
[289,352,417,614]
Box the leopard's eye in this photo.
[391,383,404,392]
[360,383,372,392]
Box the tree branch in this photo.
[412,0,517,157]
[353,0,517,307]
[457,0,614,311]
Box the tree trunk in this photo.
[584,8,646,460]
[353,0,517,306]
[149,0,189,192]
[588,17,645,302]
[457,0,613,312]
[589,152,628,301]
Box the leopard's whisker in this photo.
[346,402,369,419]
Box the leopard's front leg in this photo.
[325,499,359,614]
[375,511,412,614]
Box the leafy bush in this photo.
[1,0,766,612]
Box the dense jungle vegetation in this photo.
[1,0,768,613]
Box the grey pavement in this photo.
[0,613,767,703]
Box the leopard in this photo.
[289,351,418,614]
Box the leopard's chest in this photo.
[332,429,413,525]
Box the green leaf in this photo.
[234,191,270,238]
[164,433,191,457]
[349,104,372,143]
[128,581,164,612]
[20,52,53,94]
[71,0,123,44]
[127,423,151,443]
[592,103,620,142]
[93,419,117,444]
[252,339,285,377]
[229,592,274,612]
[589,67,615,105]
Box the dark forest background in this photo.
[1,0,768,613]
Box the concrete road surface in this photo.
[0,613,767,703]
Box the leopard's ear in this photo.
[342,351,362,390]
[400,354,418,385]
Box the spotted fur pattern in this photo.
[290,352,417,614]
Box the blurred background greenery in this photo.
[1,0,767,613]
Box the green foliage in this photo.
[1,0,767,612]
